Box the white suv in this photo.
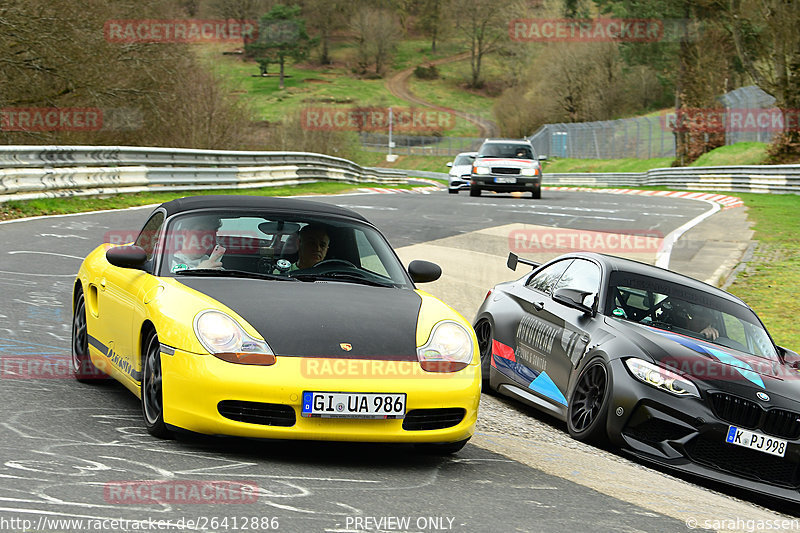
[470,139,545,199]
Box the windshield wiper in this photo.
[291,272,396,287]
[174,269,297,281]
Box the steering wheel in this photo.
[309,259,357,270]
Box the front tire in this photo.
[531,186,541,199]
[71,290,107,383]
[448,188,458,194]
[567,358,611,444]
[141,329,172,439]
[469,187,481,197]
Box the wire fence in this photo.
[359,133,483,157]
[358,86,782,160]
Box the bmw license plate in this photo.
[302,392,405,419]
[725,426,787,457]
[494,177,516,184]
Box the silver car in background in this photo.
[447,151,478,194]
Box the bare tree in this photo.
[305,0,352,64]
[350,6,401,75]
[450,0,511,88]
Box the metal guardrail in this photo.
[544,165,800,194]
[0,146,407,202]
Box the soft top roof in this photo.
[158,195,368,222]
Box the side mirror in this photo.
[408,260,441,283]
[778,346,800,369]
[553,287,596,316]
[446,162,453,167]
[106,245,147,270]
[538,155,548,161]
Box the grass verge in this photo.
[724,193,800,351]
[0,182,420,222]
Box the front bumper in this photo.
[161,348,480,444]
[606,358,800,503]
[448,175,471,191]
[470,174,541,192]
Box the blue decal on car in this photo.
[528,371,567,405]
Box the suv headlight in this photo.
[473,166,490,175]
[520,167,539,176]
[194,310,275,365]
[625,358,698,397]
[417,321,474,372]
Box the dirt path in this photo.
[385,52,499,138]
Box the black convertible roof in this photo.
[158,195,368,222]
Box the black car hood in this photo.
[178,277,422,360]
[608,318,800,398]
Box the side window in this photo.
[525,260,572,295]
[134,212,165,272]
[554,259,601,305]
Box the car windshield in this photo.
[156,210,412,288]
[453,154,474,165]
[479,143,534,159]
[607,272,778,360]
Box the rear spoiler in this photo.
[507,252,540,271]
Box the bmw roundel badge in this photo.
[756,391,770,402]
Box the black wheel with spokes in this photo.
[141,329,172,439]
[71,290,107,383]
[567,358,611,444]
[474,320,493,388]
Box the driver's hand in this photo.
[700,325,719,340]
[197,259,223,269]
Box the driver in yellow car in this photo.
[295,224,330,269]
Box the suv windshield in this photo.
[479,143,534,159]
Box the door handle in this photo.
[533,301,544,311]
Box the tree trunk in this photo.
[279,56,285,90]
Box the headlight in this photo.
[194,310,275,365]
[417,321,474,372]
[625,358,698,397]
[474,166,490,175]
[520,167,539,176]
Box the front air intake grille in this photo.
[623,418,694,445]
[763,408,800,440]
[218,400,296,427]
[492,167,520,175]
[685,435,799,488]
[402,408,466,431]
[709,393,762,429]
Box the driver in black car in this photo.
[291,224,330,271]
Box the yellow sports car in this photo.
[72,195,480,452]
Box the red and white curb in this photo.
[544,187,744,209]
[359,186,440,194]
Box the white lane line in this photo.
[655,199,720,269]
[7,251,84,260]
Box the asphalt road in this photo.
[0,189,790,532]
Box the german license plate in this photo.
[302,392,406,419]
[725,426,787,457]
[494,177,516,184]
